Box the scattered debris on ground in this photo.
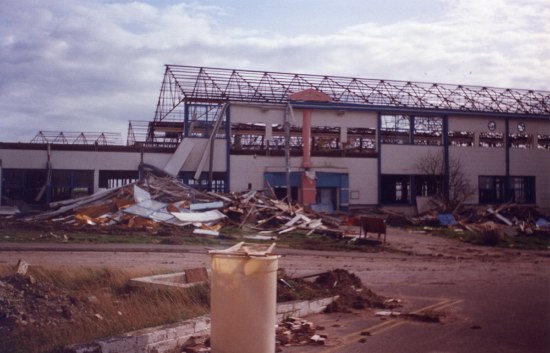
[1,172,548,250]
[1,172,345,239]
[0,264,95,339]
[276,316,327,348]
[171,269,394,353]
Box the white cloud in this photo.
[0,0,548,142]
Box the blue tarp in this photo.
[438,214,457,226]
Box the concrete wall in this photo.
[229,155,378,205]
[0,138,227,193]
[380,145,443,174]
[0,139,227,172]
[229,104,379,206]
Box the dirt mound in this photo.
[0,273,93,337]
[277,269,389,313]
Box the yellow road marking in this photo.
[411,299,464,314]
[321,298,463,353]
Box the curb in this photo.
[66,296,338,353]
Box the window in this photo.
[311,126,340,155]
[448,131,474,147]
[1,169,48,204]
[230,123,266,153]
[509,176,535,204]
[537,134,550,149]
[509,133,532,149]
[188,104,226,138]
[479,176,536,204]
[271,125,303,153]
[479,176,506,204]
[99,170,139,189]
[381,115,411,144]
[51,170,94,201]
[479,132,504,147]
[381,175,411,204]
[415,175,443,197]
[414,117,443,145]
[347,128,376,154]
[180,172,227,193]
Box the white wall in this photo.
[380,145,444,174]
[0,139,227,172]
[229,155,378,205]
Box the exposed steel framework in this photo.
[142,65,550,145]
[30,131,123,145]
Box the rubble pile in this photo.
[381,199,550,239]
[314,269,388,312]
[0,271,93,337]
[279,269,391,313]
[3,173,340,238]
[276,317,327,347]
[453,203,550,235]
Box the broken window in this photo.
[381,115,411,144]
[537,134,550,149]
[413,117,443,146]
[51,170,94,201]
[448,131,474,147]
[180,172,227,193]
[415,175,443,197]
[381,175,411,204]
[230,123,266,153]
[146,121,185,147]
[1,169,48,204]
[271,125,303,154]
[509,133,532,149]
[346,128,376,154]
[479,176,506,204]
[311,126,340,155]
[479,132,504,148]
[509,176,535,204]
[188,104,226,138]
[99,170,139,189]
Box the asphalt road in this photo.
[0,228,549,353]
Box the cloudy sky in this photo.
[1,0,549,143]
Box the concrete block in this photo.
[309,296,339,314]
[193,316,211,333]
[65,297,337,353]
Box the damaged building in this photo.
[0,65,549,214]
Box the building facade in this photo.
[1,65,549,213]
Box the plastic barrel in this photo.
[210,253,279,353]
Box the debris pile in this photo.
[380,198,550,241]
[4,172,342,238]
[453,204,550,236]
[276,317,327,347]
[0,263,94,337]
[278,269,391,313]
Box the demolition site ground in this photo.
[0,225,549,353]
[0,174,549,352]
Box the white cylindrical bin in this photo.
[210,242,278,353]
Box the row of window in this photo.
[381,115,550,149]
[152,106,550,150]
[230,123,377,156]
[381,174,536,204]
[2,169,95,203]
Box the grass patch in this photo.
[0,267,210,353]
[270,231,386,253]
[427,226,550,250]
[0,223,224,247]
